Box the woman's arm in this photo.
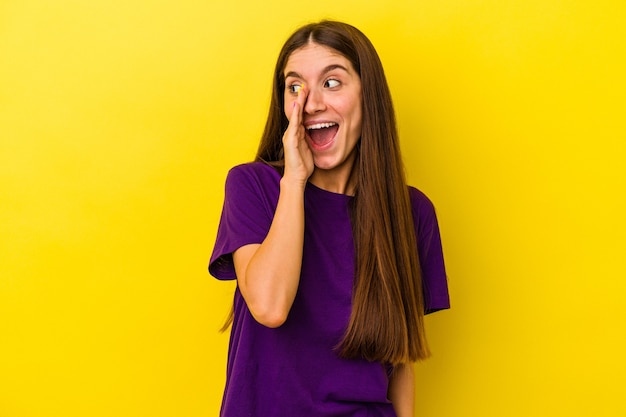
[388,362,415,417]
[233,180,306,327]
[233,86,313,328]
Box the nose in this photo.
[303,86,326,114]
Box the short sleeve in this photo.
[208,163,281,280]
[409,187,450,314]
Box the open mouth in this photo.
[305,122,339,149]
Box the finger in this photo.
[289,84,307,128]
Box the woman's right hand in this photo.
[282,85,314,187]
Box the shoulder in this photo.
[407,185,441,236]
[225,162,282,193]
[224,162,282,207]
[227,161,282,183]
[407,185,436,216]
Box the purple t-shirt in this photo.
[209,162,449,417]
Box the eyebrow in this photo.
[284,64,350,80]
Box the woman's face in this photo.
[283,42,362,175]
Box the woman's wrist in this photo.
[279,175,308,194]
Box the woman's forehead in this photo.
[284,43,354,77]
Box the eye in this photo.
[324,79,340,88]
[287,83,303,94]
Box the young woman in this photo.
[209,20,449,417]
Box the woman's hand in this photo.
[282,85,314,187]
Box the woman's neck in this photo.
[309,164,357,196]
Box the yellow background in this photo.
[1,0,624,416]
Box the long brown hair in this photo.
[256,21,429,364]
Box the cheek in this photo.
[339,97,362,128]
[347,104,363,140]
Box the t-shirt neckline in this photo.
[306,180,354,201]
